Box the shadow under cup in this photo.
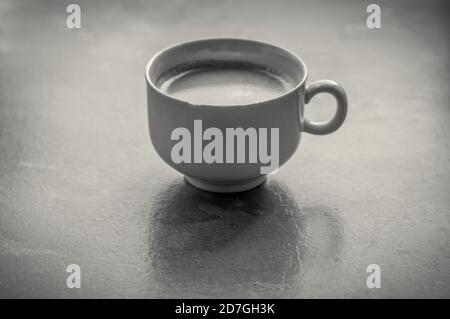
[148,179,344,298]
[146,39,310,193]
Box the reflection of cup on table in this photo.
[146,38,347,192]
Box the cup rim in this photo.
[145,37,308,108]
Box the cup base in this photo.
[184,176,267,193]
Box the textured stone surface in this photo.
[0,0,449,298]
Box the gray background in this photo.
[0,0,449,298]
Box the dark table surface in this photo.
[0,0,449,298]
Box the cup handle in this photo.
[303,80,348,135]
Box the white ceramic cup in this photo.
[146,38,347,192]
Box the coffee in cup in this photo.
[146,38,347,193]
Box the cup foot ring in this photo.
[184,176,267,193]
